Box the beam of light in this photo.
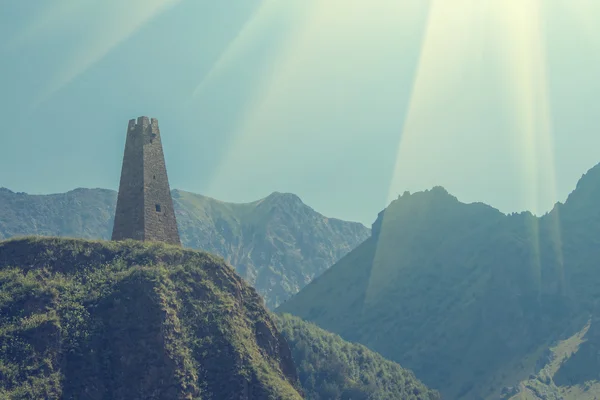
[381,0,490,208]
[492,0,555,214]
[491,0,563,296]
[364,0,574,307]
[200,0,315,196]
[203,0,427,201]
[190,0,295,100]
[22,0,183,107]
[6,0,93,50]
[363,0,490,307]
[541,0,600,297]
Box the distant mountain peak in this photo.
[255,192,307,212]
[371,186,464,235]
[67,187,115,195]
[369,186,504,242]
[0,187,370,309]
[265,191,304,204]
[390,186,457,204]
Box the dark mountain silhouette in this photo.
[279,163,600,399]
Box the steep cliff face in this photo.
[0,237,302,399]
[0,188,370,308]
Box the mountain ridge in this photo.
[0,187,370,308]
[279,161,600,399]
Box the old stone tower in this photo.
[111,116,181,246]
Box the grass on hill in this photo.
[275,313,441,400]
[0,236,301,399]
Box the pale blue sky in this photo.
[1,0,599,225]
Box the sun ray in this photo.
[364,0,490,307]
[29,0,183,107]
[190,0,293,100]
[6,0,92,50]
[364,0,571,307]
[203,0,427,200]
[381,0,490,207]
[201,0,319,196]
[492,0,563,295]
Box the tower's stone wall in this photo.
[112,116,181,246]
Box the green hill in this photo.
[278,163,600,399]
[0,237,302,399]
[0,236,441,399]
[0,188,369,308]
[275,314,440,400]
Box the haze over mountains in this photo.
[0,187,369,309]
[279,162,600,399]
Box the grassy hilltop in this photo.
[0,188,370,308]
[0,236,438,400]
[0,237,302,399]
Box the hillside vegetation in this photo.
[279,163,600,399]
[276,314,440,400]
[0,188,369,308]
[0,237,441,399]
[0,237,302,399]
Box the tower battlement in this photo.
[128,116,160,134]
[112,116,181,246]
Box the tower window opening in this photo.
[153,175,156,179]
[155,204,161,212]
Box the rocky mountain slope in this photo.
[0,188,369,308]
[506,317,600,400]
[278,163,600,399]
[0,237,302,399]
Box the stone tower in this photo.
[111,116,181,246]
